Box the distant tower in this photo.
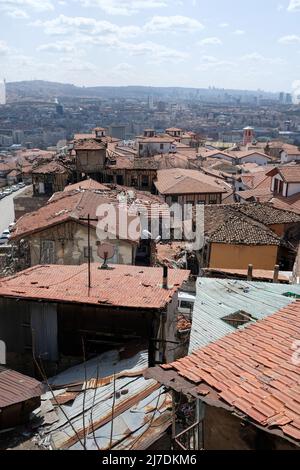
[148,95,154,110]
[0,78,6,105]
[243,126,254,146]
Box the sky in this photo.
[0,0,300,92]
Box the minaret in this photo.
[243,126,254,146]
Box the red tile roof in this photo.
[11,188,170,240]
[32,161,69,175]
[155,169,227,195]
[0,264,190,309]
[267,166,300,183]
[156,301,300,444]
[0,367,43,408]
[74,139,106,151]
[271,194,300,215]
[63,179,109,192]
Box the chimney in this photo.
[163,265,168,289]
[273,265,280,283]
[247,264,253,281]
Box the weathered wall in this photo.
[209,243,278,270]
[76,149,106,173]
[203,404,298,450]
[14,193,48,221]
[28,221,135,266]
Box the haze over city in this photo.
[0,0,300,91]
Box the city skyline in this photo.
[0,0,300,93]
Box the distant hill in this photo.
[6,80,277,102]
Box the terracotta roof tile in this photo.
[0,264,190,310]
[155,169,227,195]
[156,300,300,444]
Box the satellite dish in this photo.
[97,242,115,269]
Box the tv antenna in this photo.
[97,242,115,269]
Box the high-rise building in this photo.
[279,92,285,104]
[0,79,6,105]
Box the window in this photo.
[221,310,254,328]
[131,177,138,187]
[172,195,178,203]
[160,143,164,150]
[180,301,193,310]
[142,175,149,187]
[209,195,218,204]
[40,240,55,264]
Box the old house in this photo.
[0,162,11,187]
[201,203,300,271]
[137,130,176,157]
[10,186,171,268]
[103,156,159,191]
[0,367,43,429]
[74,139,107,181]
[0,264,189,373]
[10,190,137,267]
[154,169,228,206]
[268,165,300,198]
[228,150,272,166]
[32,161,71,196]
[146,300,300,450]
[280,146,300,164]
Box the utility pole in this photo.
[79,214,98,291]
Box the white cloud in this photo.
[77,0,168,16]
[0,0,54,17]
[37,41,78,53]
[144,15,204,33]
[233,29,245,35]
[196,55,235,71]
[219,22,229,28]
[241,52,284,65]
[32,14,141,38]
[288,0,300,11]
[278,34,300,44]
[0,40,10,55]
[6,7,28,17]
[198,37,222,46]
[0,0,53,20]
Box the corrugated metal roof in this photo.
[189,278,300,352]
[49,349,149,389]
[0,367,43,408]
[39,349,171,450]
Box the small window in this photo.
[140,144,144,150]
[222,310,253,328]
[142,175,149,187]
[160,143,164,150]
[180,301,193,310]
[172,195,178,203]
